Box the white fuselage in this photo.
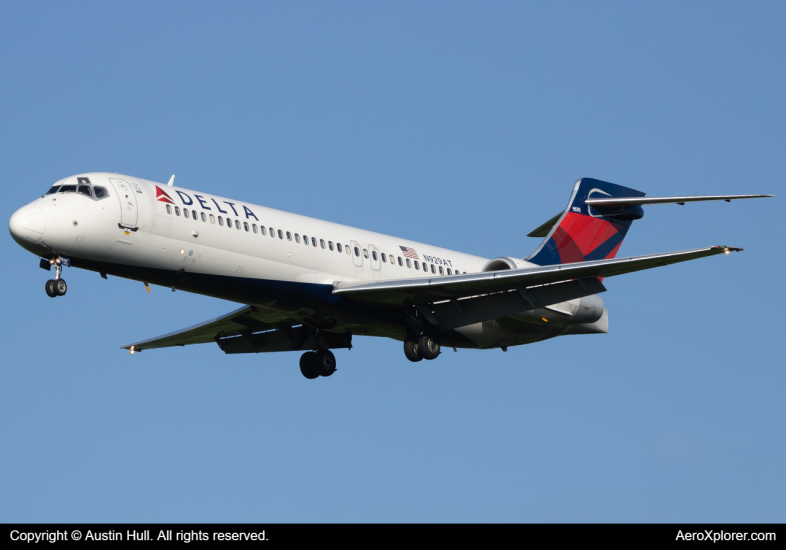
[9,172,595,350]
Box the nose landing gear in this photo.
[44,258,68,298]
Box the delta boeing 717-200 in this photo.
[8,173,773,379]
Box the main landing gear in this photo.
[404,334,441,362]
[300,349,337,379]
[44,258,67,298]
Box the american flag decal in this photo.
[399,246,419,260]
[155,185,175,204]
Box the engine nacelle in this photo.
[481,256,534,272]
[480,257,605,325]
[512,293,605,325]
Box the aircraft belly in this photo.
[65,255,404,337]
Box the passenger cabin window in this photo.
[269,228,275,237]
[354,247,360,257]
[295,234,300,243]
[438,266,444,275]
[398,257,403,266]
[94,187,108,199]
[175,207,181,216]
[328,241,334,251]
[209,214,215,224]
[363,249,369,259]
[320,239,326,249]
[227,219,233,229]
[218,216,223,225]
[312,237,317,247]
[278,229,284,239]
[234,220,239,230]
[381,253,386,262]
[303,235,308,245]
[244,222,249,231]
[336,243,342,253]
[287,232,292,241]
[252,224,258,233]
[260,226,266,235]
[166,205,172,214]
[447,268,452,275]
[201,212,207,222]
[371,251,377,261]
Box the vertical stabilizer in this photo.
[526,178,646,266]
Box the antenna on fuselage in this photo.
[167,175,175,187]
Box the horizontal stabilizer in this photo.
[586,194,774,207]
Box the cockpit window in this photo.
[77,177,91,185]
[46,186,60,195]
[77,185,92,197]
[59,185,77,193]
[94,187,108,199]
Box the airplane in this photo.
[8,173,773,379]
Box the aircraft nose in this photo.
[9,205,46,245]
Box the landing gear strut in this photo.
[404,335,441,362]
[45,259,67,298]
[299,349,337,379]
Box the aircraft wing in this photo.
[333,245,741,307]
[121,305,275,351]
[122,300,355,353]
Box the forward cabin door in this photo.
[109,178,139,229]
[350,240,363,267]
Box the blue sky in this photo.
[1,1,783,522]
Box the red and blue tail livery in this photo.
[527,178,646,266]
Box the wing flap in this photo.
[333,246,741,307]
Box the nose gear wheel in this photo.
[44,258,68,297]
